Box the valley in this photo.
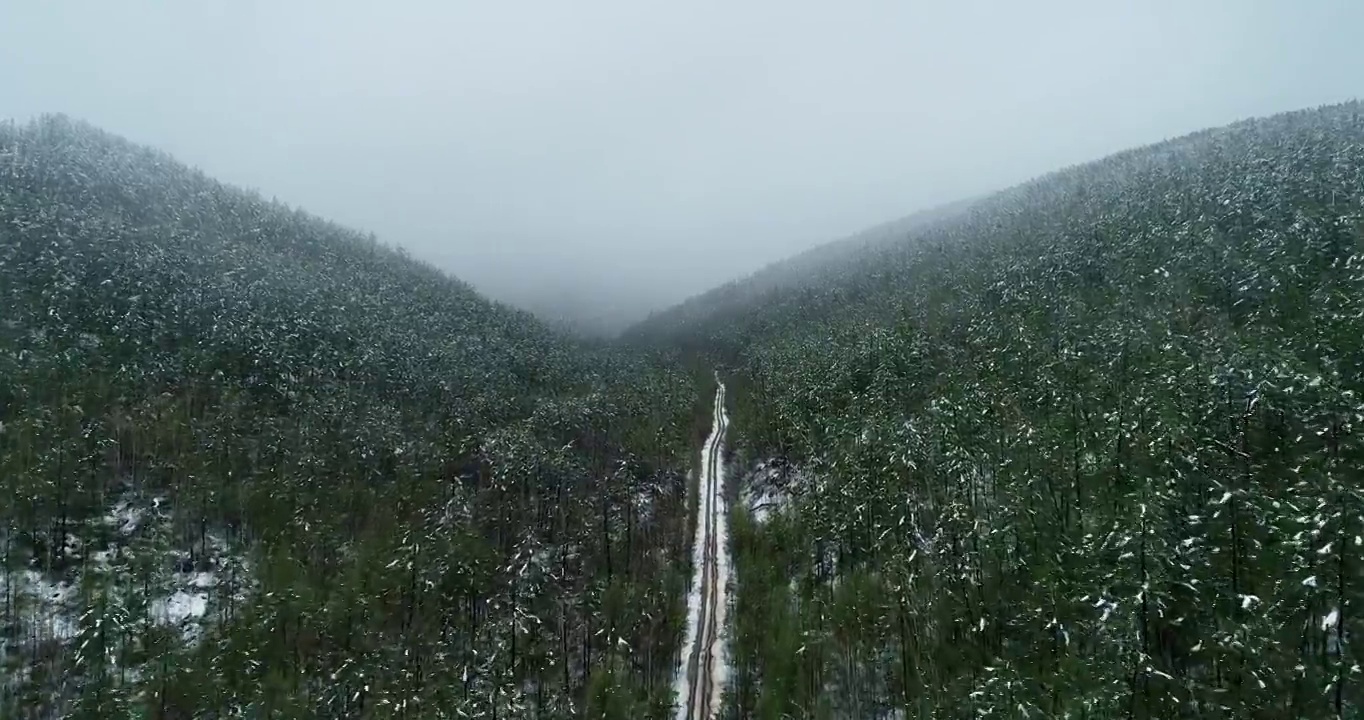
[5,101,1364,718]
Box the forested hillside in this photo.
[627,197,976,353]
[632,102,1364,718]
[0,115,706,718]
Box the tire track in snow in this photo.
[676,379,730,720]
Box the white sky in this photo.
[3,0,1362,331]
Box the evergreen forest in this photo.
[633,101,1364,719]
[5,101,1364,718]
[1,115,707,718]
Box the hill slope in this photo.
[626,196,977,352]
[633,102,1364,718]
[0,115,705,718]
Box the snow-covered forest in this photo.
[0,115,711,718]
[6,99,1364,719]
[634,101,1364,718]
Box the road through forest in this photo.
[674,379,731,720]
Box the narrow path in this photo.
[675,379,731,720]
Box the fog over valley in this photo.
[5,1,1362,333]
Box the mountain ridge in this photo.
[629,100,1364,348]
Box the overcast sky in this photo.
[3,1,1363,331]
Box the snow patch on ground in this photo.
[1,570,80,641]
[149,570,219,641]
[740,456,808,524]
[3,492,252,694]
[1,568,79,701]
[106,499,142,535]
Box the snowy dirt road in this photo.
[675,380,731,720]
